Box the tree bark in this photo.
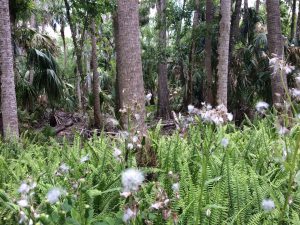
[157,0,171,119]
[229,0,242,54]
[117,0,147,132]
[204,0,214,104]
[64,0,83,111]
[266,0,287,105]
[0,0,19,139]
[291,0,297,40]
[216,0,231,107]
[60,19,67,70]
[256,0,260,12]
[296,0,300,44]
[113,13,121,119]
[117,0,157,168]
[91,19,101,129]
[185,0,200,107]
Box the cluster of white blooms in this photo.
[17,180,38,224]
[261,199,275,211]
[221,138,229,148]
[80,155,90,163]
[198,104,233,125]
[123,207,137,223]
[255,101,269,114]
[46,187,66,204]
[121,168,144,194]
[112,148,122,162]
[55,163,70,176]
[269,55,295,75]
[145,93,152,103]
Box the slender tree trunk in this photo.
[175,0,186,87]
[244,0,249,44]
[204,0,214,104]
[229,0,242,53]
[0,0,19,139]
[291,0,297,40]
[185,0,200,107]
[266,0,287,106]
[256,0,260,12]
[64,0,83,111]
[60,20,67,70]
[91,19,101,129]
[296,0,300,44]
[216,0,231,107]
[113,13,121,119]
[157,0,171,119]
[117,0,156,167]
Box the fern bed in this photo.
[0,117,300,225]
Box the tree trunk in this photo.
[91,19,101,129]
[175,0,186,87]
[60,20,67,70]
[296,0,300,44]
[291,0,297,40]
[266,0,287,106]
[113,13,121,119]
[64,0,83,111]
[244,0,249,44]
[157,0,171,119]
[185,0,200,107]
[117,0,156,167]
[0,0,19,139]
[256,0,260,12]
[216,0,231,107]
[229,0,242,53]
[204,0,214,104]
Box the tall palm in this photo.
[204,0,214,104]
[0,0,19,139]
[185,0,200,107]
[117,0,156,167]
[266,0,287,105]
[216,0,231,107]
[91,19,101,128]
[157,0,171,119]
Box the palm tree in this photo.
[0,0,19,139]
[256,0,260,12]
[266,0,286,105]
[157,0,171,119]
[186,0,200,107]
[91,19,101,129]
[291,0,297,40]
[117,0,157,167]
[204,0,214,104]
[117,0,147,132]
[216,0,231,107]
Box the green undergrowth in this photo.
[0,117,300,225]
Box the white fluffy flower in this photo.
[221,138,229,148]
[172,183,180,192]
[123,208,136,223]
[113,148,122,161]
[278,126,289,136]
[46,188,65,204]
[127,143,134,150]
[121,168,144,192]
[256,101,269,113]
[145,93,152,102]
[80,155,90,163]
[17,199,28,207]
[132,136,138,143]
[188,105,195,114]
[18,182,30,194]
[261,199,275,211]
[19,211,27,224]
[227,113,233,121]
[58,163,69,174]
